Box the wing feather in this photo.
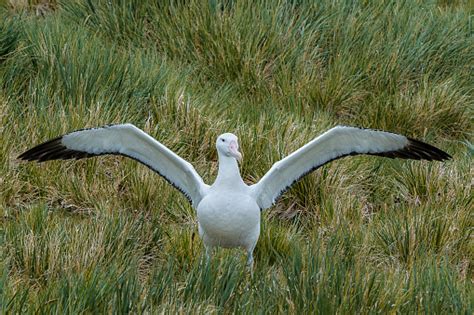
[250,126,451,210]
[18,124,209,206]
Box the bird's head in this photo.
[216,133,242,162]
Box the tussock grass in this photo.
[1,0,472,313]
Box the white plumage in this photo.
[19,124,451,268]
[61,124,208,206]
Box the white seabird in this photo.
[18,124,451,268]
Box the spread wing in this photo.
[18,123,209,206]
[250,126,451,210]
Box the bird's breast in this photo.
[196,191,260,248]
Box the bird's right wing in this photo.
[18,123,209,206]
[250,126,451,210]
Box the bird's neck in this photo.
[215,154,244,186]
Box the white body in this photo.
[19,124,450,268]
[197,142,260,263]
[197,189,260,251]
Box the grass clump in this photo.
[1,0,472,313]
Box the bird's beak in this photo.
[229,140,242,163]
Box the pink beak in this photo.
[229,140,242,162]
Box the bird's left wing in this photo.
[250,126,451,210]
[18,123,209,206]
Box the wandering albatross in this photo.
[18,124,451,268]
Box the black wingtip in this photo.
[18,137,64,162]
[406,138,452,161]
[18,136,94,163]
[368,137,451,162]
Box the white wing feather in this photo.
[20,124,209,206]
[250,126,449,210]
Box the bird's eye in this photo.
[221,139,225,142]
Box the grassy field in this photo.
[1,0,473,313]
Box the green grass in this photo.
[1,0,473,313]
